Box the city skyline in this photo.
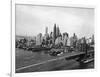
[16,4,94,38]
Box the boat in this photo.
[81,58,94,63]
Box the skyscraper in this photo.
[63,32,69,46]
[45,27,48,34]
[53,24,56,43]
[36,33,42,45]
[44,27,49,41]
[56,26,60,37]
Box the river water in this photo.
[50,60,94,71]
[16,49,94,73]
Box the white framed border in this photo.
[11,0,96,77]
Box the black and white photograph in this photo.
[15,4,94,73]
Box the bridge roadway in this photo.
[16,50,94,73]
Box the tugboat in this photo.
[81,50,94,64]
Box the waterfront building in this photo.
[44,33,49,41]
[50,32,53,39]
[44,27,49,41]
[62,32,69,46]
[91,35,94,45]
[36,33,42,45]
[72,33,78,48]
[68,33,78,48]
[67,37,71,46]
[72,33,77,43]
[86,38,89,44]
[76,39,82,51]
[88,37,92,45]
[69,36,74,47]
[80,37,87,52]
[49,32,54,45]
[55,35,62,45]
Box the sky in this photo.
[16,4,94,38]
